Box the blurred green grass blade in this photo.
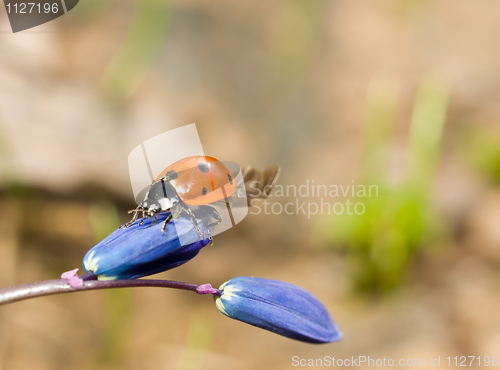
[177,314,213,370]
[407,77,449,189]
[100,0,172,103]
[95,289,132,368]
[361,77,399,183]
[321,76,449,295]
[69,0,112,20]
[88,203,130,368]
[88,202,120,241]
[457,125,500,184]
[0,113,21,186]
[88,203,129,368]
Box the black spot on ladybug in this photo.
[166,170,178,180]
[202,187,208,195]
[228,174,233,185]
[198,163,209,173]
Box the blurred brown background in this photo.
[1,0,500,369]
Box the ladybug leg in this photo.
[206,228,214,246]
[170,203,183,221]
[138,209,150,226]
[198,205,222,229]
[169,204,204,240]
[121,208,141,228]
[161,213,173,234]
[183,206,205,240]
[174,203,204,240]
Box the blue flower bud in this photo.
[215,276,342,343]
[83,213,211,280]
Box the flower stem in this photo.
[0,278,223,306]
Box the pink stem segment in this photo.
[61,268,84,289]
[195,283,218,295]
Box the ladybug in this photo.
[122,156,237,238]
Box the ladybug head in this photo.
[140,200,161,215]
[138,180,179,216]
[140,197,175,216]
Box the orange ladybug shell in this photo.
[155,156,237,206]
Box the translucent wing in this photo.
[242,165,281,206]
